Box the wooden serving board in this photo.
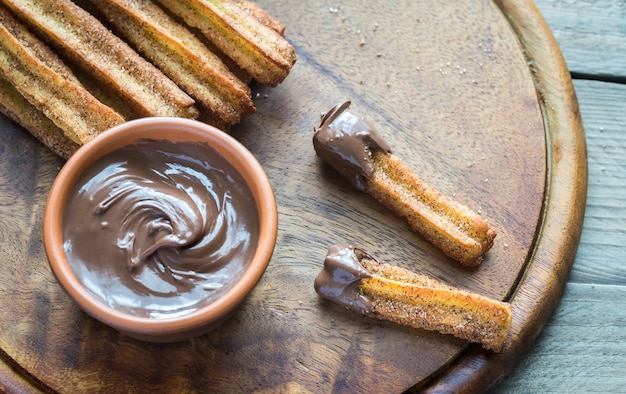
[0,0,586,392]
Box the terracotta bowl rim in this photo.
[43,117,277,338]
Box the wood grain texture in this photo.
[534,0,626,79]
[0,0,586,392]
[493,80,626,393]
[493,0,626,390]
[421,0,588,391]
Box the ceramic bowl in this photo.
[43,117,277,342]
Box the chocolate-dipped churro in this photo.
[314,245,511,352]
[313,101,496,266]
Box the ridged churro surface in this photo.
[92,0,255,126]
[0,6,125,145]
[0,77,79,159]
[3,0,199,119]
[157,0,297,86]
[315,245,512,352]
[369,151,496,266]
[0,0,296,157]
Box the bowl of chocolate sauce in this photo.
[43,117,277,343]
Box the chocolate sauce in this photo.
[63,139,259,318]
[314,245,375,314]
[312,101,392,191]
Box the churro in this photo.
[313,101,496,266]
[314,245,512,352]
[0,0,295,158]
[0,77,79,159]
[2,0,198,119]
[0,3,81,86]
[0,2,79,157]
[0,7,125,145]
[92,0,255,127]
[234,0,286,35]
[156,0,296,86]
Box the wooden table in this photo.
[0,0,621,392]
[493,0,626,392]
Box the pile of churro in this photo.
[0,0,296,158]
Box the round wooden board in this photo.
[0,0,586,392]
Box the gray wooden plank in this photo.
[568,79,626,285]
[534,0,626,79]
[493,282,626,393]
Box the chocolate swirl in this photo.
[63,140,259,318]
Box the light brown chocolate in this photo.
[63,140,260,318]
